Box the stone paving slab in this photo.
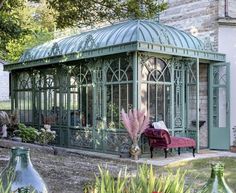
[136,150,236,166]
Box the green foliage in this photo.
[6,30,52,62]
[15,123,38,143]
[0,0,25,59]
[1,0,168,61]
[83,164,190,193]
[48,0,168,28]
[0,175,12,193]
[0,101,11,110]
[0,0,55,62]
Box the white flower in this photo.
[40,128,46,132]
[44,124,51,130]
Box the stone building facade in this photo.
[0,59,9,101]
[160,0,236,147]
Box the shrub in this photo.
[14,123,38,143]
[83,164,190,193]
[37,125,56,145]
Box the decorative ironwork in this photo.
[106,57,133,129]
[48,42,62,57]
[139,53,150,66]
[141,57,171,127]
[174,62,183,128]
[103,131,130,152]
[17,72,32,89]
[70,129,93,148]
[12,53,207,153]
[160,28,171,45]
[81,34,98,51]
[70,64,93,127]
[213,66,226,85]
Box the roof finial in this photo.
[156,0,161,23]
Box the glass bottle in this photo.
[199,162,233,193]
[0,147,48,193]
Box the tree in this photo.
[48,0,168,28]
[0,0,56,62]
[0,0,25,59]
[0,0,167,62]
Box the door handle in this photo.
[226,101,230,113]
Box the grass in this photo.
[160,157,236,192]
[0,100,11,110]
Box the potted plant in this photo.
[230,126,236,152]
[37,124,56,145]
[121,108,149,160]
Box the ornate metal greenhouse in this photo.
[4,20,230,154]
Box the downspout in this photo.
[225,0,229,17]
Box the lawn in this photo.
[162,157,236,192]
[0,101,11,110]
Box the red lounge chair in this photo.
[144,128,196,158]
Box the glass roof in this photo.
[20,20,207,62]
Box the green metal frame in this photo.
[6,16,231,154]
[208,62,230,150]
[10,51,230,153]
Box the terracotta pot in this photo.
[230,146,236,153]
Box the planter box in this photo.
[230,146,236,153]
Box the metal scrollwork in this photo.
[80,34,99,51]
[48,42,62,57]
[139,53,150,66]
[104,132,130,152]
[160,28,170,45]
[70,129,93,148]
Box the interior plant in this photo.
[83,164,190,193]
[14,123,38,143]
[121,108,149,160]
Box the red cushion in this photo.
[168,136,196,148]
[144,128,196,149]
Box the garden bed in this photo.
[0,141,138,193]
[0,140,235,193]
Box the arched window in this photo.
[36,69,59,125]
[141,57,171,128]
[106,58,133,129]
[16,72,32,123]
[70,64,93,127]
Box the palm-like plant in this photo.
[121,109,149,160]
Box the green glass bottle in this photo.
[0,147,48,193]
[199,162,233,193]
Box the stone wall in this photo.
[199,64,208,148]
[160,0,219,50]
[218,0,236,18]
[0,60,9,101]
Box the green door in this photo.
[209,63,230,150]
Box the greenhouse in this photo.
[4,20,230,154]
